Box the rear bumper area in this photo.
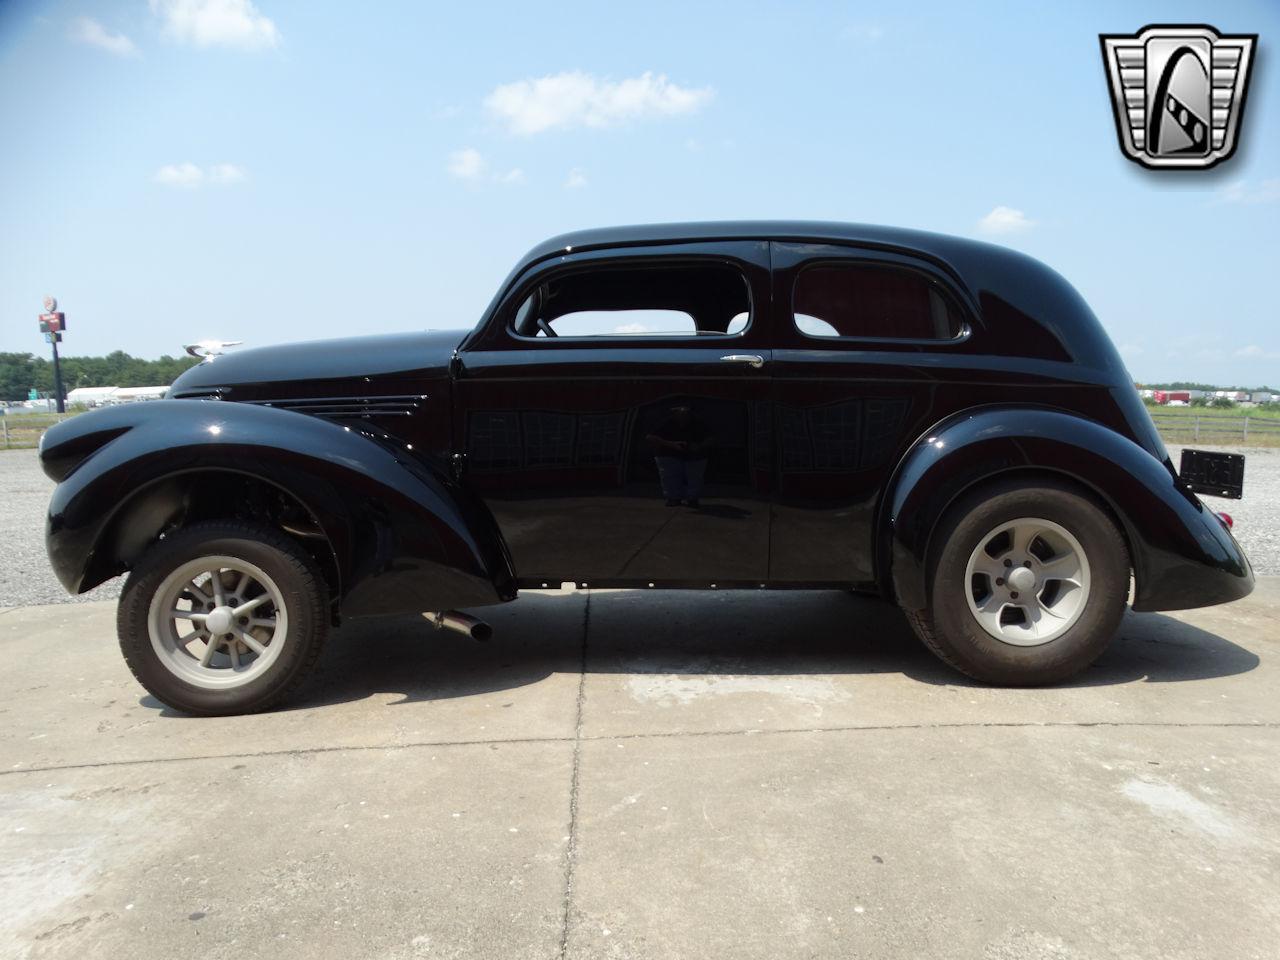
[1131,504,1254,612]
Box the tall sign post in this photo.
[39,295,67,413]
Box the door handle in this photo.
[720,354,765,369]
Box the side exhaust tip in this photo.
[423,610,493,642]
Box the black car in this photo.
[40,221,1253,715]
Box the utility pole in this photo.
[39,295,67,413]
[50,332,66,414]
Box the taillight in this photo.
[1216,511,1234,529]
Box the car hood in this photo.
[169,330,466,398]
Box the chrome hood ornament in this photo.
[184,339,244,361]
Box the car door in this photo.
[767,241,978,588]
[455,240,774,586]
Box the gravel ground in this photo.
[2,449,123,607]
[2,444,1275,608]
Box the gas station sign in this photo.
[38,296,67,413]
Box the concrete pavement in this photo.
[1,584,1278,959]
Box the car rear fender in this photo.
[42,400,516,616]
[879,406,1252,613]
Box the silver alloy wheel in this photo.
[146,555,289,689]
[963,517,1091,647]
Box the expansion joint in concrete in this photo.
[558,590,590,960]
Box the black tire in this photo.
[118,521,328,716]
[906,478,1129,686]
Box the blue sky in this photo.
[0,0,1276,384]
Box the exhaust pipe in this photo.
[423,610,493,642]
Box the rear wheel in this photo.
[118,521,328,716]
[907,479,1129,685]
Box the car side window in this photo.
[792,262,963,341]
[510,262,751,339]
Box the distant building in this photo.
[66,386,120,407]
[113,386,169,403]
[67,385,170,407]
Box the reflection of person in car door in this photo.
[646,405,713,507]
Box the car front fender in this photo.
[880,406,1253,613]
[42,400,516,616]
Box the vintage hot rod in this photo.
[41,222,1252,715]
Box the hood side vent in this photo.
[252,395,426,419]
[170,387,229,400]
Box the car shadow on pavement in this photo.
[1070,607,1262,687]
[249,590,1261,713]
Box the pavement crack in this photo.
[3,719,1276,779]
[558,589,590,960]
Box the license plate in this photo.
[1180,449,1245,499]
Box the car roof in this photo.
[519,220,1001,273]
[468,220,1127,379]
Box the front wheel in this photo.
[117,521,329,716]
[907,479,1129,685]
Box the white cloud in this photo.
[154,162,205,187]
[1219,179,1280,205]
[485,70,713,136]
[564,167,588,189]
[447,149,526,186]
[150,0,280,50]
[1118,342,1144,358]
[1236,344,1280,360]
[209,163,247,183]
[440,150,519,185]
[977,205,1035,235]
[447,148,486,180]
[70,17,138,56]
[154,162,247,187]
[614,322,653,334]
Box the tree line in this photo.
[0,351,201,401]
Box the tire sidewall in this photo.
[119,524,325,715]
[929,481,1128,684]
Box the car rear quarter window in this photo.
[792,263,963,341]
